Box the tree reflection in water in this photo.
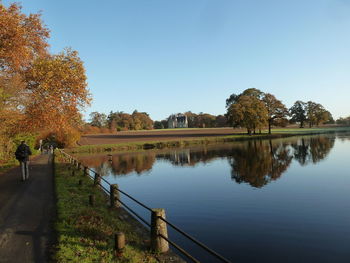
[228,140,292,188]
[77,135,336,187]
[291,136,335,166]
[78,152,156,177]
[229,136,335,188]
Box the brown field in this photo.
[79,127,243,145]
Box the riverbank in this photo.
[53,152,184,263]
[69,127,350,154]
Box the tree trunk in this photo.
[268,121,272,134]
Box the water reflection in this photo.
[228,140,293,188]
[291,136,335,166]
[157,148,232,166]
[78,135,336,188]
[110,154,155,175]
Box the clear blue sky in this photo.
[5,0,350,121]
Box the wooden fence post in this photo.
[115,232,125,254]
[94,173,101,186]
[110,184,121,208]
[83,167,88,177]
[151,208,169,253]
[89,195,95,206]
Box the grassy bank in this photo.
[0,151,39,175]
[53,154,159,263]
[69,127,350,154]
[0,159,17,175]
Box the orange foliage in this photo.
[24,48,91,132]
[0,3,90,153]
[81,125,112,135]
[0,3,49,72]
[37,127,81,148]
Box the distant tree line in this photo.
[86,89,343,134]
[335,116,350,125]
[154,112,228,129]
[86,110,153,133]
[226,88,334,134]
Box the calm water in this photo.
[78,133,350,263]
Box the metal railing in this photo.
[57,149,231,263]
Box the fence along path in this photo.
[57,149,232,263]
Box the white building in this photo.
[168,113,188,128]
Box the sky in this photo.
[4,0,350,121]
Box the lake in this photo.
[77,132,350,263]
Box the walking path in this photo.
[0,154,55,263]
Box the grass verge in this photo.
[0,151,39,175]
[70,127,350,154]
[0,159,17,175]
[53,153,158,263]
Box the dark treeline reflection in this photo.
[292,136,335,166]
[80,153,156,176]
[77,135,336,187]
[228,140,293,188]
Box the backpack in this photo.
[15,146,27,160]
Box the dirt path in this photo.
[0,154,55,263]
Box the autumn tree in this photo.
[0,3,49,73]
[24,48,91,134]
[89,112,107,127]
[226,88,264,108]
[132,110,153,130]
[263,93,288,134]
[107,110,153,131]
[319,110,333,125]
[226,88,267,134]
[226,95,268,134]
[306,101,333,127]
[184,111,224,128]
[289,101,307,128]
[0,2,50,160]
[305,101,319,128]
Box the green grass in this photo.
[53,153,158,263]
[266,127,350,134]
[0,159,17,174]
[69,127,350,154]
[0,150,39,175]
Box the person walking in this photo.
[15,141,32,181]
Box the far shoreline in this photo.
[67,126,350,154]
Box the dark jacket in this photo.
[15,144,32,162]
